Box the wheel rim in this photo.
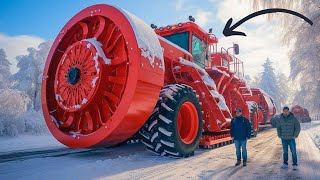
[177,102,199,144]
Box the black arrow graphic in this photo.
[223,8,313,37]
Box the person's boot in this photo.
[235,160,241,166]
[281,163,288,169]
[243,160,247,166]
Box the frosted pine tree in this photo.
[0,49,12,89]
[11,41,52,110]
[258,58,281,110]
[250,74,261,88]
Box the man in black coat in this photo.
[230,108,252,166]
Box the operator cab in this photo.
[153,17,244,78]
[153,18,218,68]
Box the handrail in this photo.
[218,47,244,78]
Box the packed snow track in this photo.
[0,123,320,180]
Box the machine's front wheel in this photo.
[140,84,203,157]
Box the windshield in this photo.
[192,34,207,68]
[163,32,189,51]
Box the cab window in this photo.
[163,32,189,51]
[192,34,207,68]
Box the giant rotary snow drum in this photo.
[41,4,164,148]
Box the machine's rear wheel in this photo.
[140,84,203,157]
[258,106,267,124]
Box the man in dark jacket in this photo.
[277,106,301,170]
[230,108,252,166]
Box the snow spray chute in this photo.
[41,4,164,148]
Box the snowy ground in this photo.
[0,122,320,180]
[302,120,320,149]
[0,135,64,154]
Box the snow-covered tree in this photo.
[292,85,307,108]
[293,81,320,114]
[0,88,48,136]
[251,0,320,115]
[249,74,261,88]
[0,89,30,136]
[11,41,52,110]
[276,72,291,108]
[0,49,11,89]
[0,41,52,136]
[258,58,282,110]
[244,74,252,86]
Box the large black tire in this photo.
[139,103,165,155]
[258,106,267,125]
[139,84,203,158]
[249,102,259,137]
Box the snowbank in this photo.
[0,110,49,137]
[303,121,320,149]
[18,111,49,135]
[0,89,29,136]
[0,134,63,154]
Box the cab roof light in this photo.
[188,16,195,22]
[150,24,157,29]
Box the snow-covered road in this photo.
[0,123,319,180]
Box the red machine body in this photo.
[245,88,277,125]
[42,4,277,157]
[291,105,311,123]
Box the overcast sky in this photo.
[0,0,291,77]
